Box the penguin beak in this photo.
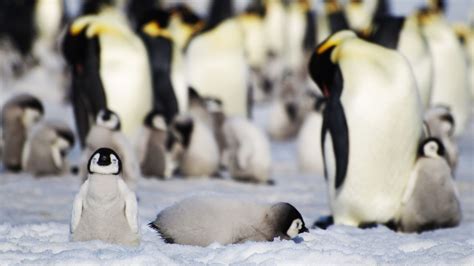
[301,226,309,233]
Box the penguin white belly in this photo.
[240,16,266,70]
[264,2,286,55]
[34,0,62,52]
[397,16,433,109]
[329,46,422,225]
[285,7,306,71]
[99,34,153,139]
[424,19,470,136]
[297,112,324,175]
[171,49,188,114]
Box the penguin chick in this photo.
[22,120,75,176]
[136,109,169,179]
[167,114,219,178]
[397,138,461,233]
[148,195,308,246]
[71,148,140,246]
[80,109,140,190]
[423,105,459,170]
[1,94,44,171]
[222,117,272,184]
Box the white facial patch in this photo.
[22,109,41,128]
[152,116,167,131]
[89,153,120,175]
[286,218,303,239]
[424,141,440,158]
[96,111,119,130]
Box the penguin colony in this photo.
[0,0,471,247]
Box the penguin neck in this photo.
[87,173,120,200]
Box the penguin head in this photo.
[88,147,122,175]
[96,109,121,131]
[141,9,172,39]
[419,137,446,159]
[271,202,309,239]
[309,31,356,98]
[424,105,455,137]
[427,0,446,13]
[144,109,167,131]
[170,115,194,149]
[55,128,76,156]
[19,97,44,128]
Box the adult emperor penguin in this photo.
[136,109,170,179]
[62,3,153,144]
[423,106,458,170]
[185,0,250,117]
[80,109,140,191]
[22,120,75,176]
[167,114,220,178]
[149,195,308,246]
[71,148,140,246]
[222,117,272,184]
[420,3,470,136]
[309,31,423,228]
[1,94,44,171]
[397,138,461,233]
[316,0,349,43]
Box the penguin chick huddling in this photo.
[80,109,140,190]
[1,94,44,171]
[149,195,308,246]
[136,109,169,179]
[222,117,272,184]
[397,138,461,233]
[71,148,140,246]
[167,114,219,178]
[22,120,75,176]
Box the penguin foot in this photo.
[358,222,378,229]
[6,164,22,173]
[312,215,334,229]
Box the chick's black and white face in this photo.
[286,218,306,239]
[88,149,121,175]
[22,108,42,128]
[96,110,120,131]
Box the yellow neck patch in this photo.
[143,21,173,39]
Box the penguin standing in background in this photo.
[81,109,140,191]
[22,120,75,176]
[149,195,308,246]
[62,3,153,144]
[317,0,349,43]
[452,22,474,100]
[423,106,459,170]
[167,114,220,178]
[71,148,140,246]
[136,109,170,179]
[222,117,272,184]
[185,0,250,117]
[309,31,422,228]
[397,138,461,233]
[1,94,44,171]
[420,2,470,136]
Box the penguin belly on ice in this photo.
[71,148,140,246]
[149,195,308,246]
[397,138,461,233]
[222,117,272,184]
[80,109,140,190]
[22,120,75,176]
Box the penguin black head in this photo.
[81,0,114,15]
[272,203,309,239]
[56,128,76,152]
[171,116,194,149]
[170,4,202,25]
[88,147,122,175]
[419,137,446,159]
[16,95,44,127]
[96,109,121,131]
[244,0,266,17]
[140,9,172,36]
[144,109,168,131]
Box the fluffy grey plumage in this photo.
[149,195,308,246]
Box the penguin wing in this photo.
[70,180,89,233]
[51,144,63,169]
[118,179,139,234]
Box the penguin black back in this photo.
[366,16,405,49]
[201,0,234,33]
[0,0,36,57]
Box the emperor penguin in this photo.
[22,120,75,176]
[1,94,44,171]
[452,22,474,100]
[81,109,140,191]
[222,117,272,184]
[423,106,459,170]
[71,148,140,246]
[149,195,308,246]
[185,0,250,117]
[397,138,461,233]
[136,109,170,179]
[309,31,423,227]
[419,4,470,136]
[167,114,220,178]
[62,4,153,144]
[316,0,350,43]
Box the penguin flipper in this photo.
[71,180,89,233]
[118,179,139,234]
[51,145,63,170]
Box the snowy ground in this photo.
[0,100,473,264]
